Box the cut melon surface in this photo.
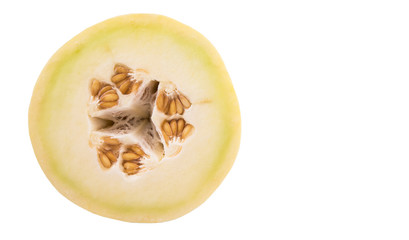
[29,14,240,223]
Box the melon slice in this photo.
[29,14,241,223]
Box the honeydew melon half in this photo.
[29,14,240,223]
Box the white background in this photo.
[1,0,409,239]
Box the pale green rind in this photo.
[29,14,240,222]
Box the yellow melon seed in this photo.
[162,94,170,113]
[105,151,117,163]
[178,94,191,109]
[91,79,101,97]
[114,77,128,88]
[181,124,194,140]
[98,101,117,109]
[119,80,131,94]
[175,97,184,114]
[130,145,146,156]
[162,121,172,137]
[100,93,118,102]
[170,119,177,136]
[123,161,139,170]
[122,152,140,161]
[168,99,177,115]
[114,64,129,74]
[100,89,115,96]
[103,137,120,145]
[177,119,185,136]
[99,152,112,168]
[162,129,170,145]
[98,86,112,97]
[111,73,128,83]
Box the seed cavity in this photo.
[90,79,119,109]
[111,63,144,95]
[121,145,147,175]
[97,136,121,168]
[161,118,194,145]
[156,90,191,116]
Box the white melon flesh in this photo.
[29,14,240,222]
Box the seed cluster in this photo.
[89,63,195,176]
[121,145,148,175]
[161,118,194,145]
[97,136,150,176]
[91,79,120,109]
[111,64,142,94]
[97,137,121,168]
[156,90,191,115]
